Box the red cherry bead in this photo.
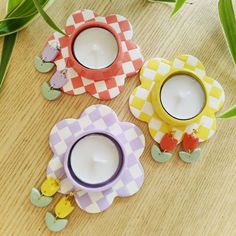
[160,133,178,152]
[182,133,199,152]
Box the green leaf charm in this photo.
[45,212,68,232]
[30,187,53,208]
[41,82,62,101]
[179,148,201,163]
[34,56,54,73]
[151,145,172,163]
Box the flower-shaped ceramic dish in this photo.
[47,104,145,213]
[129,55,225,144]
[39,9,144,100]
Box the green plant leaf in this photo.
[0,0,54,37]
[148,0,176,2]
[0,34,17,89]
[217,105,236,119]
[0,1,19,91]
[219,0,236,64]
[32,0,66,36]
[6,0,46,18]
[7,0,24,13]
[171,0,186,16]
[0,17,35,36]
[0,0,55,92]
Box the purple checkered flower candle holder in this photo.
[30,105,145,232]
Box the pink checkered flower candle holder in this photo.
[35,9,144,101]
[30,105,145,232]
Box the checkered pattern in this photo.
[45,9,143,100]
[47,105,145,213]
[129,55,225,143]
[65,10,133,41]
[47,156,75,194]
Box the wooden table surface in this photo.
[1,0,236,235]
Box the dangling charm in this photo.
[41,81,62,101]
[30,177,60,208]
[41,177,60,196]
[45,193,75,232]
[42,42,59,62]
[151,132,178,163]
[179,130,201,163]
[41,69,68,101]
[55,193,75,218]
[34,42,59,73]
[49,70,68,89]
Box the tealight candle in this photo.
[65,133,124,190]
[73,27,119,69]
[160,74,206,120]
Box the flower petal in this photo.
[61,68,126,99]
[49,119,84,156]
[74,156,144,213]
[192,115,217,142]
[46,157,75,194]
[74,189,117,213]
[58,176,75,194]
[80,104,119,130]
[105,14,133,41]
[117,161,144,197]
[47,155,65,179]
[204,77,225,113]
[121,41,144,77]
[172,55,206,78]
[117,122,145,159]
[65,9,98,35]
[129,87,154,123]
[148,116,172,143]
[61,73,86,95]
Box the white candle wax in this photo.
[73,27,118,69]
[70,134,121,185]
[160,74,205,120]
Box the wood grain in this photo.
[0,0,236,235]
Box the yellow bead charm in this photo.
[55,194,75,219]
[41,177,60,197]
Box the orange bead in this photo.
[182,133,199,152]
[160,133,178,152]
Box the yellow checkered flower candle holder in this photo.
[129,55,225,163]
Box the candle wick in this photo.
[92,44,99,51]
[91,44,102,68]
[178,90,191,99]
[92,156,107,164]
